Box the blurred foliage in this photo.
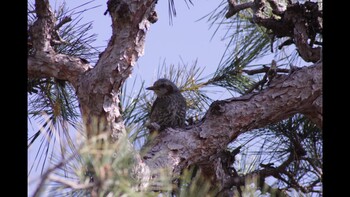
[36,131,214,197]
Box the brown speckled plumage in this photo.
[146,78,186,132]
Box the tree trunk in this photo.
[28,0,157,140]
[75,0,158,140]
[28,0,156,192]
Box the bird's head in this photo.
[146,78,180,97]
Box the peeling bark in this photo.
[29,0,56,53]
[28,0,157,140]
[143,62,322,192]
[28,0,91,87]
[75,0,157,139]
[27,54,92,87]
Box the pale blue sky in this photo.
[28,0,231,196]
[54,0,230,81]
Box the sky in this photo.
[56,0,237,97]
[28,0,232,196]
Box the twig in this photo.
[278,39,294,50]
[32,151,79,197]
[55,16,72,30]
[270,34,275,52]
[244,74,268,94]
[282,169,309,193]
[215,151,293,196]
[302,157,322,178]
[242,66,289,75]
[313,41,322,46]
[243,61,289,94]
[225,0,254,18]
[48,174,94,190]
[305,179,322,192]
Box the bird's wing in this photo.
[149,97,159,119]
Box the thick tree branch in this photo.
[293,21,321,63]
[224,0,322,63]
[29,0,158,140]
[28,0,92,87]
[29,0,56,53]
[143,62,322,191]
[28,54,92,87]
[74,0,157,139]
[55,16,72,30]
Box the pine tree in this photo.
[28,0,322,196]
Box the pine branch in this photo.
[32,150,79,197]
[142,63,322,194]
[223,0,322,62]
[48,174,94,190]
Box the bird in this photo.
[146,78,186,133]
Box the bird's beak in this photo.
[146,86,155,90]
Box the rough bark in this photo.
[75,0,157,139]
[225,0,322,63]
[28,0,156,192]
[143,62,322,192]
[28,0,157,139]
[27,54,92,87]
